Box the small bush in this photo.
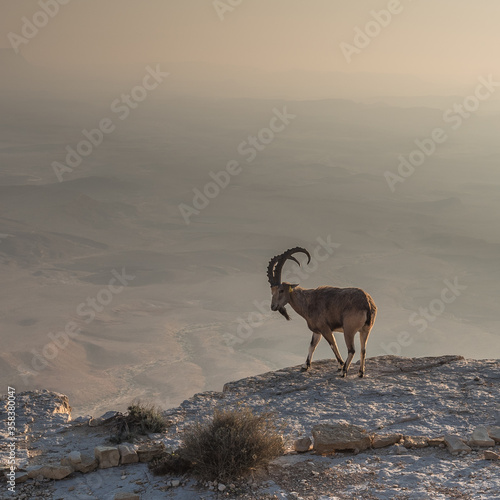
[110,401,167,443]
[180,407,284,481]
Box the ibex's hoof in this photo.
[358,372,364,378]
[340,371,347,378]
[301,366,309,372]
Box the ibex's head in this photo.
[267,247,311,321]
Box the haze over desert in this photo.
[1,1,499,416]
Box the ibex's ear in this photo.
[289,284,299,293]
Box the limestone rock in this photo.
[312,423,372,454]
[444,435,471,455]
[4,471,28,484]
[484,450,500,460]
[60,450,82,467]
[29,465,72,480]
[469,426,495,447]
[75,454,99,473]
[89,411,121,427]
[393,444,406,455]
[62,453,97,473]
[372,433,402,448]
[428,437,446,447]
[487,426,500,443]
[72,415,92,425]
[69,450,82,463]
[294,436,312,453]
[403,436,429,448]
[114,493,141,500]
[137,442,165,462]
[119,444,139,464]
[95,446,120,468]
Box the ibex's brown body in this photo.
[267,247,377,377]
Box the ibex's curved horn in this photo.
[267,247,311,286]
[267,256,280,286]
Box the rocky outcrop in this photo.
[1,355,499,499]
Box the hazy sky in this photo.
[1,0,499,84]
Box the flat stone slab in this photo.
[312,423,372,454]
[372,433,402,449]
[470,426,495,447]
[3,471,28,484]
[428,437,446,447]
[487,426,500,443]
[403,436,429,448]
[28,465,73,480]
[444,435,471,455]
[484,450,500,460]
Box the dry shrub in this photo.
[110,401,167,443]
[150,451,193,476]
[180,407,284,481]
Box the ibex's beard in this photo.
[278,306,291,321]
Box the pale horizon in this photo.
[2,1,499,87]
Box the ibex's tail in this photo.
[365,294,377,327]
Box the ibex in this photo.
[267,247,377,377]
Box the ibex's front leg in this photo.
[302,332,321,371]
[321,330,345,371]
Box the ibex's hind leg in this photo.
[358,324,372,378]
[302,332,321,371]
[341,312,368,378]
[321,330,344,371]
[341,329,357,378]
